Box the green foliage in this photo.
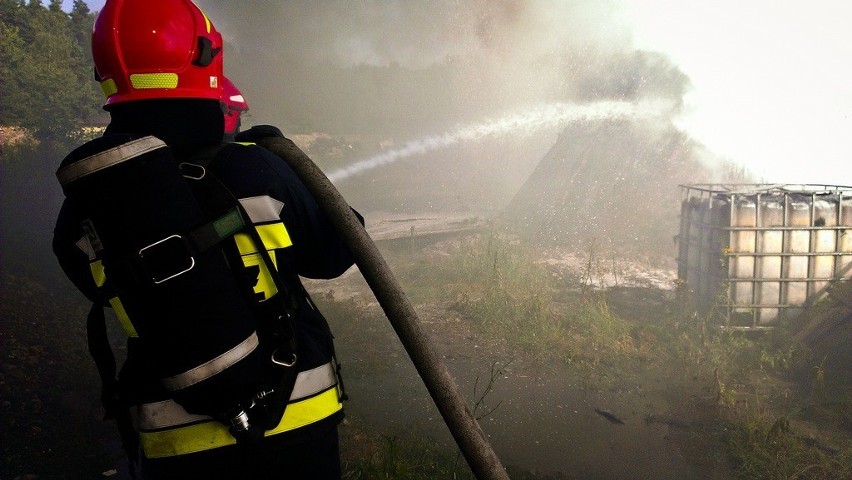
[452,232,559,355]
[0,0,104,143]
[447,232,639,367]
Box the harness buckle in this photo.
[178,162,206,180]
[271,351,297,367]
[138,234,195,284]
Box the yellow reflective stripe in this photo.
[130,73,179,90]
[233,223,292,301]
[89,260,106,287]
[141,420,236,458]
[100,78,117,98]
[139,387,343,458]
[197,6,212,33]
[265,387,342,435]
[234,142,256,146]
[257,223,293,250]
[234,224,293,253]
[237,250,278,300]
[233,231,256,253]
[108,297,138,338]
[88,260,137,338]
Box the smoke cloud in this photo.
[196,0,689,136]
[191,1,707,221]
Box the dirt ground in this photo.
[304,226,737,480]
[2,214,848,479]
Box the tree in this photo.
[0,0,105,144]
[0,23,28,124]
[69,0,92,53]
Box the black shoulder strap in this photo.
[183,143,302,432]
[86,302,115,415]
[86,303,138,478]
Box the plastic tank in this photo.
[730,197,756,315]
[812,200,838,299]
[757,198,784,323]
[841,198,852,272]
[677,184,852,329]
[784,198,811,310]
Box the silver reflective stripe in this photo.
[161,332,259,391]
[138,399,211,431]
[56,136,166,186]
[238,195,284,223]
[137,361,338,430]
[289,361,338,402]
[75,235,96,260]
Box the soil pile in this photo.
[502,118,712,251]
[793,280,852,387]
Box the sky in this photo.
[620,0,852,186]
[65,0,852,187]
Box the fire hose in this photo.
[258,136,510,480]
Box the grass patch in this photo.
[338,416,476,480]
[726,412,852,480]
[444,232,639,367]
[339,417,565,480]
[333,231,852,479]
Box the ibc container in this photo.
[677,184,852,329]
[785,198,810,310]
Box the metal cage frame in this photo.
[677,183,852,329]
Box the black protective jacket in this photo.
[52,100,362,472]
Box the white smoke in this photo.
[327,99,671,183]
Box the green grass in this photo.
[333,231,852,479]
[443,233,641,368]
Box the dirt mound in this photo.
[502,118,711,251]
[793,280,852,386]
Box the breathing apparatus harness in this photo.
[182,142,303,442]
[77,140,304,476]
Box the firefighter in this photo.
[222,76,249,142]
[52,1,360,478]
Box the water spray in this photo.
[328,99,670,182]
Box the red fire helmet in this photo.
[92,0,224,107]
[222,76,249,135]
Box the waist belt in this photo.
[138,361,342,458]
